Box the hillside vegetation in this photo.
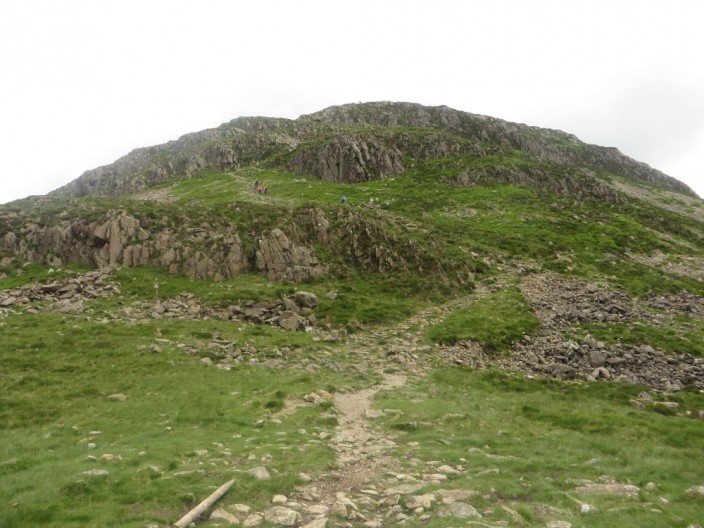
[1,102,703,527]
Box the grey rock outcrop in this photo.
[303,102,695,197]
[449,165,626,203]
[289,135,404,183]
[0,209,326,283]
[92,212,150,267]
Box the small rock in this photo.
[654,401,679,409]
[645,482,657,491]
[107,393,127,401]
[439,501,481,518]
[686,485,704,496]
[385,483,424,495]
[331,501,348,518]
[580,503,597,514]
[574,482,639,498]
[638,391,654,402]
[242,513,263,528]
[272,494,288,505]
[247,466,271,480]
[306,504,329,516]
[263,506,301,526]
[501,505,528,525]
[436,489,479,504]
[405,493,435,510]
[81,469,108,477]
[302,519,327,528]
[546,522,572,528]
[233,504,251,514]
[210,507,240,524]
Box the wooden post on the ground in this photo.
[173,479,235,528]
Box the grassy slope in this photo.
[2,148,704,526]
[375,369,704,528]
[0,311,361,527]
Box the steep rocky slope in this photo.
[50,102,696,200]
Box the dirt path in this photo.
[289,286,502,525]
[305,373,407,502]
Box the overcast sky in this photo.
[1,0,703,204]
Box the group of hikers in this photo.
[249,173,347,204]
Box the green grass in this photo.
[0,263,91,290]
[374,369,704,528]
[113,267,296,305]
[425,287,539,349]
[0,312,363,527]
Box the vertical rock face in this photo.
[92,212,150,268]
[289,136,405,183]
[255,228,324,281]
[1,211,255,281]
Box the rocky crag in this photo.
[0,206,463,285]
[49,102,695,201]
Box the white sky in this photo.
[1,0,703,204]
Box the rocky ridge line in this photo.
[47,102,696,200]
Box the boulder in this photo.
[279,312,307,331]
[293,291,319,308]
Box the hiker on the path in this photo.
[340,195,347,204]
[254,178,259,189]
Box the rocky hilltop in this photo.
[50,102,695,200]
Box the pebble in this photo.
[81,469,108,477]
[272,494,288,504]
